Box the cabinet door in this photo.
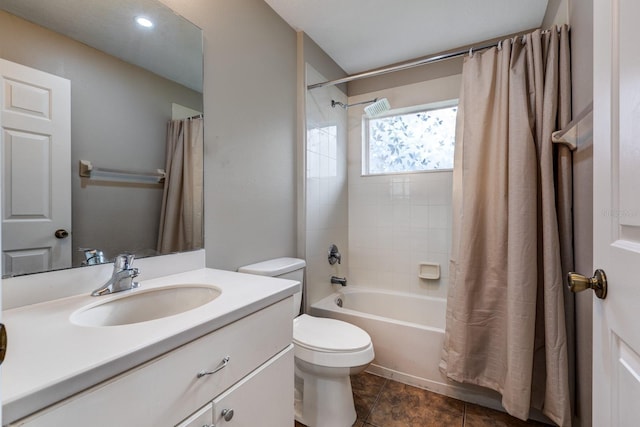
[211,345,294,427]
[176,403,213,427]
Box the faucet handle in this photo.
[328,244,342,265]
[113,253,135,270]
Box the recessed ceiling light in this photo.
[135,16,154,28]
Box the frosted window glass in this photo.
[366,105,457,174]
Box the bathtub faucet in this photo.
[331,276,347,286]
[328,244,342,265]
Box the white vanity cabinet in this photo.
[176,403,213,427]
[9,297,294,427]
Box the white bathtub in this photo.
[310,286,505,409]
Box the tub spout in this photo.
[331,276,347,286]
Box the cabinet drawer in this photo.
[176,403,213,427]
[211,345,294,427]
[12,297,293,427]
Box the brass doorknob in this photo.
[567,269,607,299]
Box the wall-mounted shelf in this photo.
[551,103,593,150]
[79,160,165,184]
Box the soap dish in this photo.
[418,262,440,280]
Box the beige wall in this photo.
[569,0,594,425]
[0,10,202,266]
[160,0,298,271]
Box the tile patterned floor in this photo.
[295,372,551,427]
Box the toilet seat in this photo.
[293,315,374,368]
[294,314,370,352]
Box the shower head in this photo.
[330,97,392,117]
[364,98,391,117]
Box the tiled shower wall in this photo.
[347,172,453,298]
[346,75,461,298]
[304,64,349,309]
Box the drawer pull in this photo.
[221,408,234,421]
[197,356,230,378]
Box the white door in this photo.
[593,0,640,425]
[0,59,71,276]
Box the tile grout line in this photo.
[361,376,389,426]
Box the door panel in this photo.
[3,249,51,278]
[612,337,640,426]
[594,0,640,425]
[3,77,51,119]
[3,130,50,217]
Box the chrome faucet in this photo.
[80,248,106,266]
[91,253,140,296]
[331,276,347,286]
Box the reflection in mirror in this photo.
[0,0,204,277]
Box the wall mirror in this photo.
[0,0,204,277]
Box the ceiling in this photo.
[0,0,550,90]
[0,0,203,92]
[264,0,550,75]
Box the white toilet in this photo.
[238,257,374,427]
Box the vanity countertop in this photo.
[2,268,299,425]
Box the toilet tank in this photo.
[238,257,305,317]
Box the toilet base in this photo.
[294,358,368,427]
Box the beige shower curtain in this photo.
[157,117,204,254]
[440,26,573,426]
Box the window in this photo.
[364,102,458,175]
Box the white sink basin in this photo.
[70,285,222,327]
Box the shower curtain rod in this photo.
[307,27,566,90]
[307,41,492,90]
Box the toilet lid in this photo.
[293,314,372,352]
